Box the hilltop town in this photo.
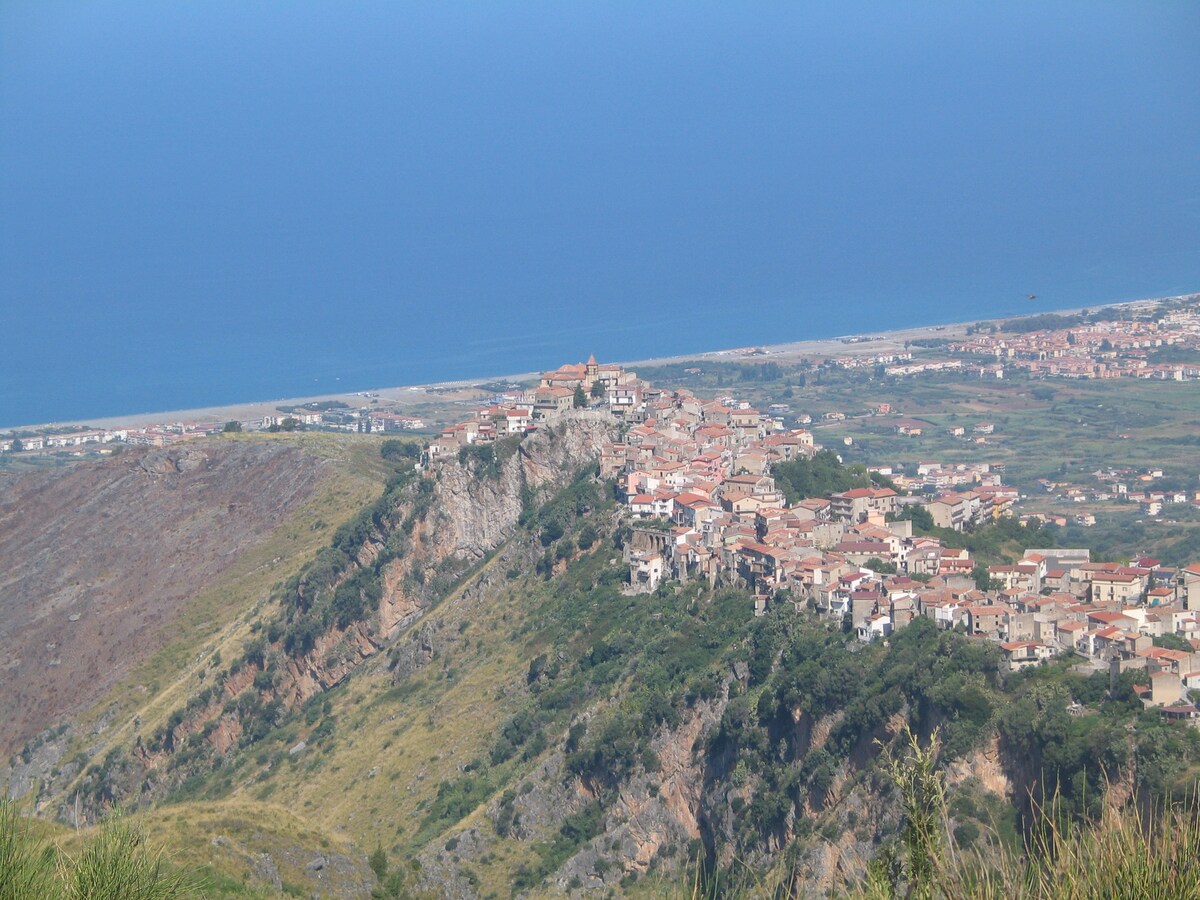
[427,353,1200,719]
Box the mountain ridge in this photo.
[6,410,1199,898]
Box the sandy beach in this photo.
[6,297,1176,434]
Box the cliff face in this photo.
[39,412,619,820]
[439,415,614,540]
[278,412,618,708]
[380,412,617,636]
[412,660,913,898]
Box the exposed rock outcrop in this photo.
[280,411,617,709]
[47,413,619,817]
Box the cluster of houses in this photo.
[830,355,1004,381]
[425,356,1200,716]
[3,405,428,455]
[0,422,223,452]
[833,352,913,370]
[266,408,426,433]
[875,460,999,491]
[1033,467,1200,517]
[949,305,1200,381]
[884,359,1005,379]
[0,429,118,452]
[426,356,639,458]
[929,553,1200,713]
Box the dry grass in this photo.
[944,795,1200,900]
[228,554,532,860]
[49,433,389,811]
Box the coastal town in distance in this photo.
[6,294,1200,451]
[7,4,1200,893]
[9,294,1200,716]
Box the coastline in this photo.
[4,295,1181,434]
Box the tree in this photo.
[590,380,605,399]
[368,843,388,881]
[380,439,419,462]
[1153,633,1192,652]
[573,385,586,408]
[222,421,242,433]
[10,437,23,451]
[894,504,934,531]
[865,557,898,575]
[972,564,996,592]
[774,449,874,504]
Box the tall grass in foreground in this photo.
[0,798,198,900]
[668,725,1200,900]
[859,725,1200,900]
[962,798,1200,899]
[1,796,57,900]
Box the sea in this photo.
[2,2,1199,428]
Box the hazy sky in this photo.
[3,2,1199,424]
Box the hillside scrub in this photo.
[29,426,1200,895]
[430,535,1195,891]
[71,423,614,813]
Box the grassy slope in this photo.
[70,433,390,738]
[202,544,564,895]
[39,434,395,879]
[9,799,365,899]
[132,801,368,898]
[39,432,624,899]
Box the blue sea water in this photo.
[2,2,1198,427]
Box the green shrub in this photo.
[0,798,56,900]
[0,801,199,900]
[855,725,1200,900]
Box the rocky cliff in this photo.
[277,411,618,709]
[5,414,1181,899]
[31,412,618,824]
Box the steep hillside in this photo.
[13,413,614,809]
[9,417,1200,898]
[1,434,393,760]
[0,438,380,758]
